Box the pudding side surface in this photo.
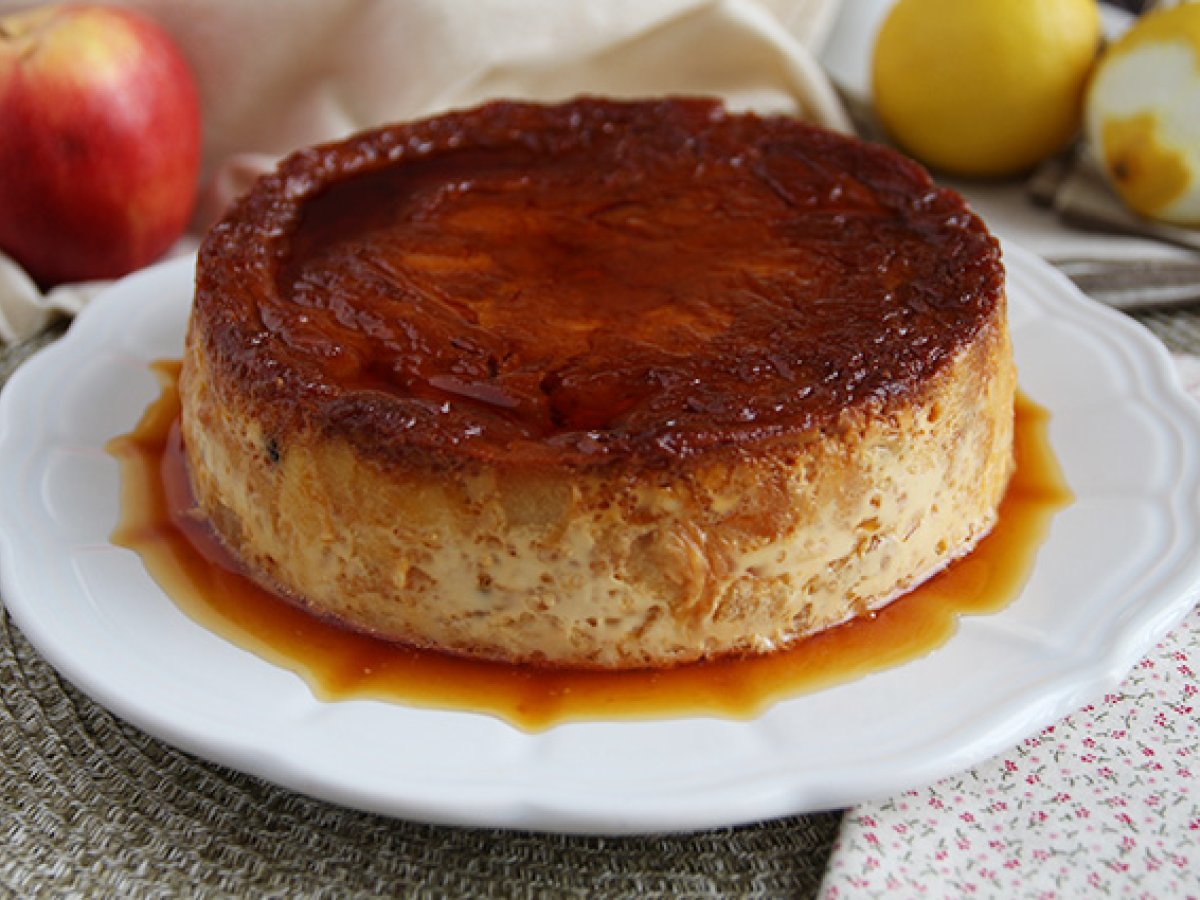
[180,97,1013,667]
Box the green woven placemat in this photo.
[0,327,841,898]
[1135,305,1200,355]
[4,298,1198,898]
[0,611,841,898]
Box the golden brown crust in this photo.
[190,97,1004,473]
[181,97,1015,668]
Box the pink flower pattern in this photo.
[822,608,1200,898]
[820,359,1200,898]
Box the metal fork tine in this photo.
[1050,257,1200,310]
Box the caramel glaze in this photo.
[192,97,1004,470]
[111,363,1071,731]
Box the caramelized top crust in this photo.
[192,97,1004,470]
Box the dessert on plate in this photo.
[179,97,1014,669]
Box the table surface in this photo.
[1,273,1199,900]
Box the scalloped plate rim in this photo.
[2,242,1199,833]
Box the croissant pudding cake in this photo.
[179,97,1015,669]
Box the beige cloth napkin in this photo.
[0,0,847,344]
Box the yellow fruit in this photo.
[1085,4,1200,226]
[872,0,1101,178]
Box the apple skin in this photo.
[0,4,201,287]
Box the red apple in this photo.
[0,4,200,287]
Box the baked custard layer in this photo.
[181,97,1014,668]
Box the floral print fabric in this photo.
[820,357,1200,899]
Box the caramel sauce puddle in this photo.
[108,361,1071,731]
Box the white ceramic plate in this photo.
[3,243,1200,834]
